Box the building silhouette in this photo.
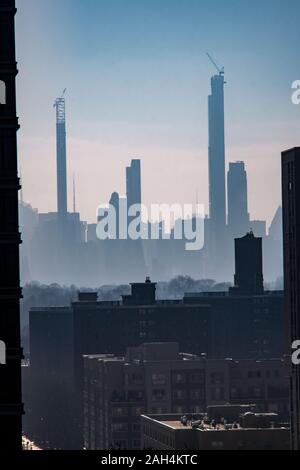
[227,161,249,238]
[0,0,23,450]
[230,231,264,296]
[126,159,141,214]
[282,147,300,450]
[208,72,226,263]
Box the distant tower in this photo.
[0,0,23,450]
[207,56,226,259]
[227,161,249,238]
[230,231,264,295]
[282,147,300,450]
[109,191,120,237]
[126,159,141,210]
[54,89,67,218]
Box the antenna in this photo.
[206,52,224,76]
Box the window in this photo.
[132,423,140,432]
[128,390,144,401]
[112,407,128,417]
[112,423,128,432]
[113,439,128,449]
[173,389,186,399]
[151,406,165,414]
[253,387,262,398]
[190,389,204,400]
[133,439,140,449]
[193,405,204,413]
[172,373,186,384]
[152,373,166,385]
[230,387,241,399]
[152,389,166,401]
[210,372,224,385]
[175,406,184,413]
[190,371,205,383]
[210,387,225,401]
[248,370,261,379]
[0,80,5,105]
[126,373,143,385]
[269,403,279,413]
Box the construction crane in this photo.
[206,53,224,76]
[53,88,67,124]
[53,88,66,108]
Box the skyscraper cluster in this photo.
[18,70,283,286]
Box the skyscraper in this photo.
[125,159,146,280]
[208,73,226,243]
[227,161,249,238]
[54,91,67,218]
[281,147,300,450]
[230,231,264,296]
[126,159,141,211]
[0,0,23,450]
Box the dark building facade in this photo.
[230,231,264,296]
[83,345,289,450]
[0,0,23,450]
[282,147,300,450]
[27,271,285,449]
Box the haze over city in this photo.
[16,0,300,225]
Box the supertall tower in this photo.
[54,90,67,218]
[207,55,226,243]
[126,159,141,210]
[0,0,23,450]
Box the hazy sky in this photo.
[16,0,300,225]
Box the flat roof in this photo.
[158,420,288,432]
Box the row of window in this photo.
[112,422,140,433]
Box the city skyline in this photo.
[15,0,300,225]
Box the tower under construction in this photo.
[54,90,67,218]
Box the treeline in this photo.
[21,276,232,328]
